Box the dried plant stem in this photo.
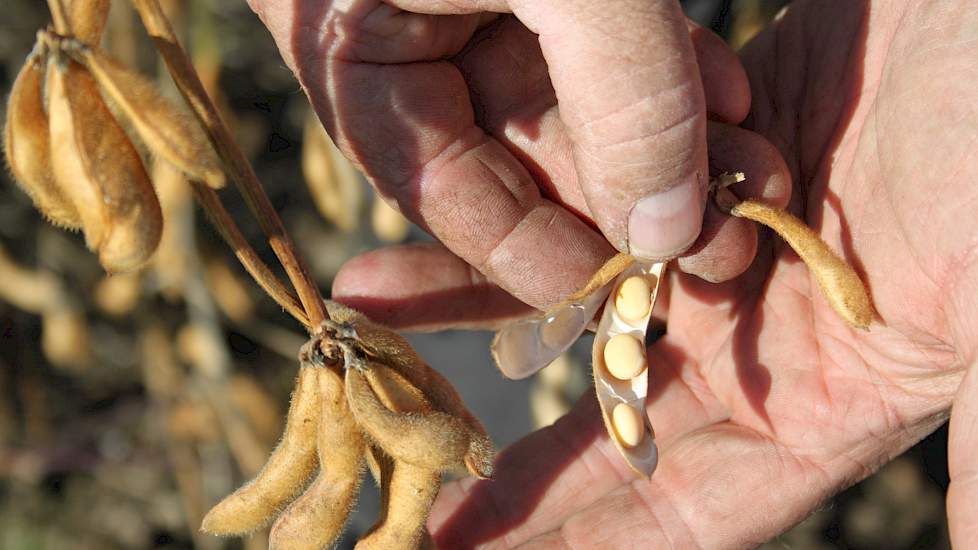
[130,0,329,329]
[46,0,71,35]
[191,183,309,326]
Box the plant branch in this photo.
[46,0,71,35]
[130,0,329,329]
[191,183,310,328]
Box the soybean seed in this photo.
[611,403,644,448]
[603,333,647,380]
[615,276,653,324]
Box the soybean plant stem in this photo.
[191,183,309,327]
[46,0,71,35]
[130,0,330,330]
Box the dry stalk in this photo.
[191,183,308,326]
[129,0,328,329]
[46,0,72,36]
[68,0,111,45]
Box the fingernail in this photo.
[627,178,704,260]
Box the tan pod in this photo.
[268,368,365,550]
[302,113,363,232]
[48,57,162,272]
[591,261,666,478]
[4,51,81,227]
[346,363,473,473]
[201,367,321,535]
[356,447,440,550]
[729,200,874,330]
[75,46,225,188]
[325,301,494,479]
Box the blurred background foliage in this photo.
[0,0,950,548]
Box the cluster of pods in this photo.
[4,0,222,272]
[202,302,494,549]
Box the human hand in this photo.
[329,1,978,548]
[247,0,763,318]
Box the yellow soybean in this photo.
[615,276,653,323]
[603,333,647,380]
[612,403,644,448]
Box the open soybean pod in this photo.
[4,49,81,228]
[591,261,666,478]
[492,254,635,380]
[47,56,162,272]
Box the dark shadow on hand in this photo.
[433,395,606,549]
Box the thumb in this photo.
[522,0,708,259]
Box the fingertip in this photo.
[332,244,532,330]
[690,23,751,125]
[707,122,792,210]
[675,122,790,281]
[677,203,758,282]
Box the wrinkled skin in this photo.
[251,0,978,547]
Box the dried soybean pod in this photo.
[41,304,93,371]
[364,361,432,414]
[69,0,111,45]
[345,364,471,472]
[325,301,494,477]
[591,261,665,478]
[48,57,162,272]
[730,200,874,330]
[364,443,391,487]
[268,368,365,550]
[93,272,142,317]
[371,197,410,243]
[73,46,225,188]
[4,52,81,227]
[202,367,321,535]
[302,113,363,232]
[355,459,440,550]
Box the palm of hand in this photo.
[428,3,977,548]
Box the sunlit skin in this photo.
[248,0,978,548]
